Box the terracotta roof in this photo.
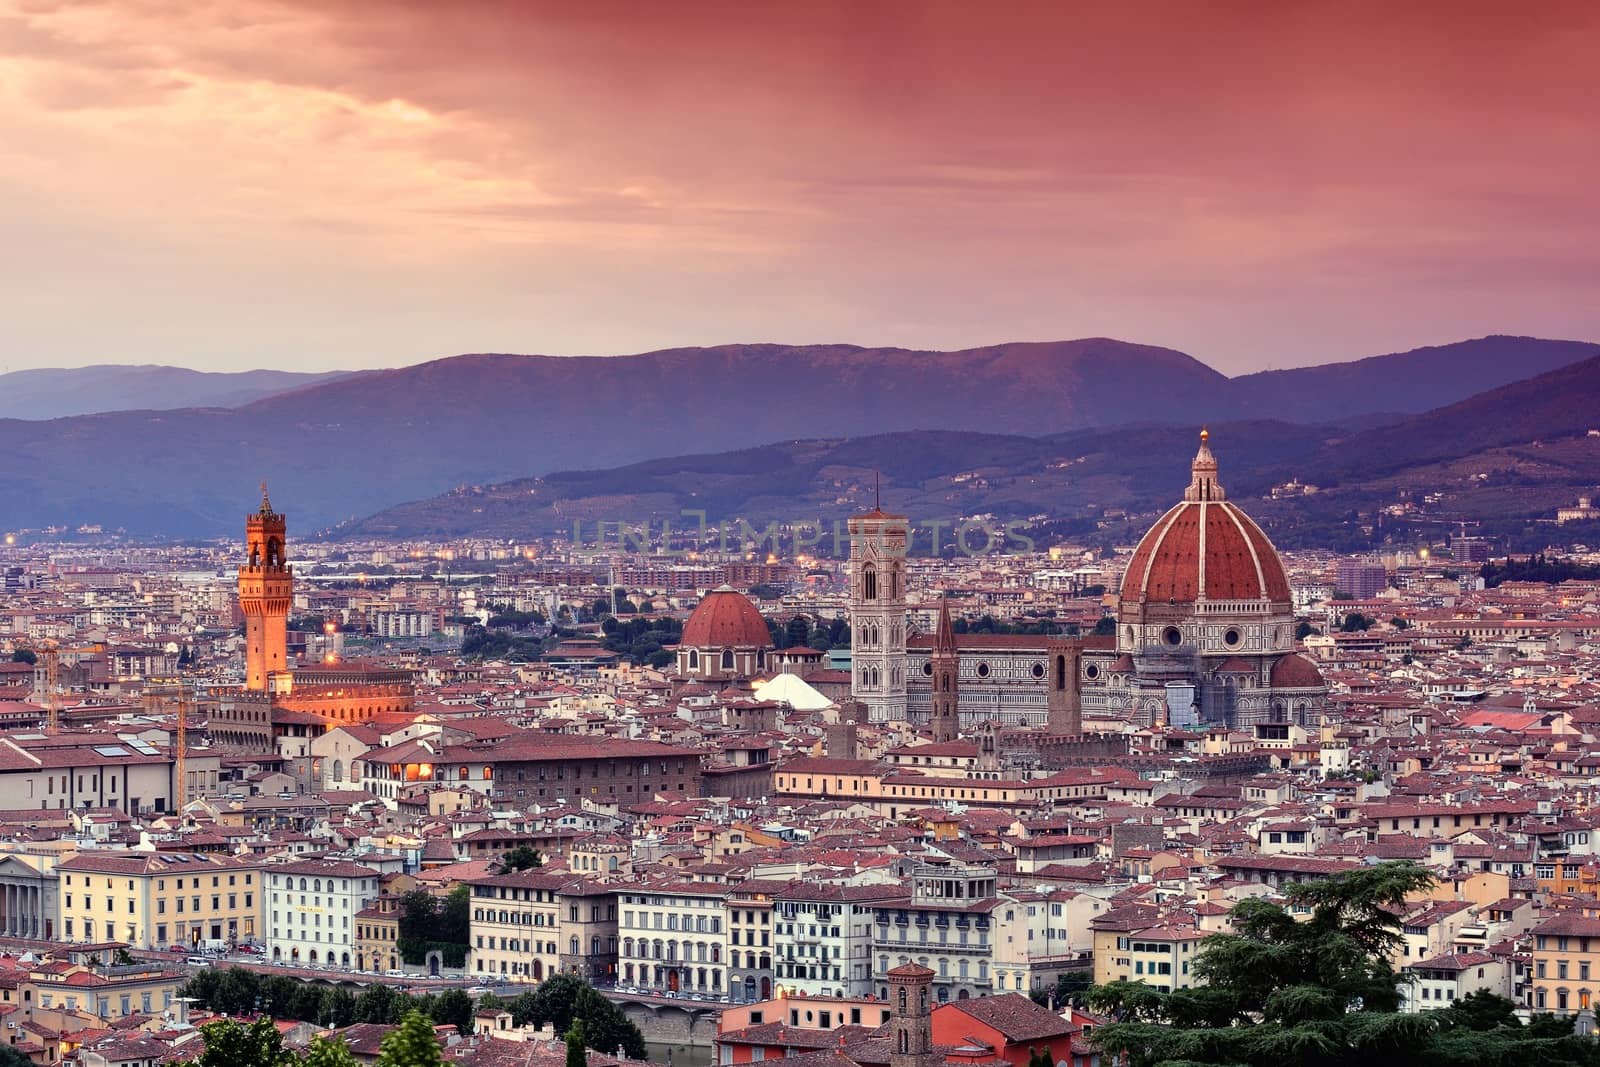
[939,993,1076,1042]
[1271,653,1326,689]
[681,587,773,649]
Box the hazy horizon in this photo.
[7,332,1600,381]
[3,1,1597,374]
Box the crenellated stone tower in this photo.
[238,484,291,690]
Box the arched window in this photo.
[570,936,579,954]
[862,564,878,601]
[721,649,734,670]
[898,988,907,1012]
[332,760,343,782]
[688,649,699,669]
[1054,655,1067,690]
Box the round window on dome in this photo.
[1163,627,1183,647]
[1030,662,1045,679]
[1084,663,1101,681]
[922,662,933,676]
[976,662,991,678]
[1224,628,1242,647]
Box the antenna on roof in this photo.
[874,471,881,511]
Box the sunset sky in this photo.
[2,0,1597,375]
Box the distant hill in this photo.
[1225,336,1600,422]
[347,358,1600,549]
[0,340,1232,535]
[0,366,353,419]
[337,421,1341,541]
[3,336,1597,537]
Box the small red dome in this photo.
[1270,653,1325,689]
[680,586,773,649]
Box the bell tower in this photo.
[848,498,909,724]
[887,963,937,1067]
[930,597,960,742]
[238,484,292,690]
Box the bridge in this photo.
[600,988,725,1045]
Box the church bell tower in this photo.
[848,499,909,724]
[887,963,937,1067]
[238,484,291,690]
[930,597,960,742]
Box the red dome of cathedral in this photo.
[680,586,773,648]
[1119,430,1292,607]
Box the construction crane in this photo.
[43,646,58,736]
[142,676,191,812]
[175,678,189,812]
[28,640,103,736]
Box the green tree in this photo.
[196,1018,293,1067]
[565,1019,588,1067]
[1089,862,1596,1067]
[430,988,476,1036]
[303,1035,361,1067]
[1092,616,1117,637]
[0,1046,31,1067]
[1296,621,1319,640]
[356,982,407,1025]
[521,975,646,1060]
[397,888,440,964]
[439,884,471,959]
[784,615,812,649]
[9,649,35,665]
[497,845,544,873]
[321,986,358,1028]
[376,1010,445,1067]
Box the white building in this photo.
[266,858,380,967]
[619,882,730,998]
[369,609,434,639]
[773,883,906,998]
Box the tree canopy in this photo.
[376,1010,445,1067]
[1089,861,1600,1067]
[507,974,646,1060]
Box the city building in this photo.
[265,858,381,967]
[56,851,260,949]
[618,881,729,997]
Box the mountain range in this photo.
[348,354,1600,549]
[0,366,351,420]
[2,335,1596,537]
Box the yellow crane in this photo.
[142,675,191,812]
[43,646,58,736]
[29,640,103,735]
[175,678,189,812]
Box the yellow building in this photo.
[354,872,414,973]
[1091,913,1202,990]
[24,958,188,1021]
[1531,914,1600,1013]
[56,851,260,950]
[772,757,1110,817]
[467,869,564,982]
